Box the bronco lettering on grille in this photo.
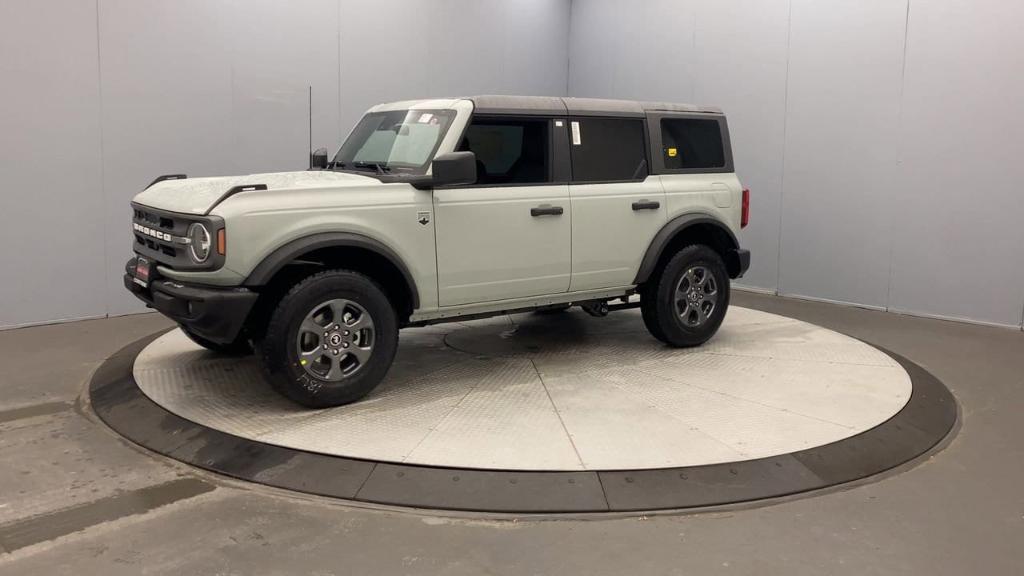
[133,222,180,243]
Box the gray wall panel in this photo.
[98,0,236,316]
[491,0,572,96]
[777,0,908,308]
[228,0,342,176]
[569,0,696,102]
[888,0,1024,327]
[6,0,1022,329]
[568,0,786,292]
[0,0,107,327]
[337,0,570,135]
[692,1,789,292]
[1,0,571,327]
[336,0,435,134]
[568,0,1023,327]
[98,0,343,317]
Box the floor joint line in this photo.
[587,370,750,459]
[630,362,856,430]
[398,367,487,464]
[352,462,378,499]
[531,359,586,470]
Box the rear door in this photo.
[433,115,572,306]
[568,116,666,291]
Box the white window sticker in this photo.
[571,121,581,145]
[417,113,434,123]
[555,120,564,127]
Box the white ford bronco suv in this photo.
[125,96,750,407]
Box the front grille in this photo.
[132,206,188,268]
[130,203,225,271]
[133,235,173,255]
[130,204,225,271]
[133,208,175,231]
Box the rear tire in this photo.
[181,326,252,356]
[258,270,398,408]
[640,286,669,344]
[640,244,730,347]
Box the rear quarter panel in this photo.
[660,173,743,236]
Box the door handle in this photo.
[632,200,661,211]
[531,205,564,217]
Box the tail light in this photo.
[741,188,750,228]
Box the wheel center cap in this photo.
[328,332,344,347]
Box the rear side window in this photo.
[660,118,725,170]
[458,118,549,185]
[570,118,647,183]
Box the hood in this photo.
[132,170,380,215]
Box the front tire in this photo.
[640,244,730,347]
[258,270,398,408]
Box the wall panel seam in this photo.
[337,0,342,138]
[775,0,794,294]
[1019,294,1024,330]
[95,0,110,321]
[884,0,913,313]
[565,0,573,96]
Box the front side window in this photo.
[458,117,550,185]
[333,109,456,175]
[660,118,725,170]
[570,118,647,183]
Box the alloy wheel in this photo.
[295,299,375,381]
[674,266,718,327]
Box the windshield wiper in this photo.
[353,161,391,175]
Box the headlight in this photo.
[187,223,212,263]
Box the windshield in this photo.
[332,109,457,175]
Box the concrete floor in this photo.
[0,292,1021,575]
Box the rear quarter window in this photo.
[659,118,726,170]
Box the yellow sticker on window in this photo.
[667,147,678,157]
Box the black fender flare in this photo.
[244,232,419,309]
[633,213,740,285]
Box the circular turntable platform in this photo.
[90,306,957,513]
[135,307,911,470]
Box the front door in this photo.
[434,116,571,307]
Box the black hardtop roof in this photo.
[466,95,723,117]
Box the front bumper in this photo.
[727,248,751,279]
[124,257,257,344]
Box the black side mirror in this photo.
[309,147,329,170]
[428,151,477,187]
